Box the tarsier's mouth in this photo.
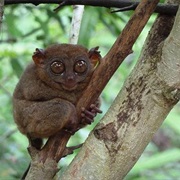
[62,83,77,91]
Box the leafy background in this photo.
[0,1,180,179]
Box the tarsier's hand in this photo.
[81,103,102,125]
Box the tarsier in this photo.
[13,44,102,151]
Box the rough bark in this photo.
[60,3,180,180]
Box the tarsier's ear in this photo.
[88,46,101,69]
[32,48,45,67]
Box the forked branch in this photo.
[25,0,160,179]
[76,0,160,115]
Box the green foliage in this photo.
[0,3,180,180]
[127,148,180,179]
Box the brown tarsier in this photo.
[13,44,102,151]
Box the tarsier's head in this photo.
[32,44,101,91]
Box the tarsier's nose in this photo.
[67,75,75,82]
[63,74,77,90]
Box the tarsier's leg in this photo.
[13,98,77,138]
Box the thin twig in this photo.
[4,0,178,15]
[111,2,138,13]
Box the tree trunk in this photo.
[60,3,180,180]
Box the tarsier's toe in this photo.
[81,105,102,125]
[90,104,102,114]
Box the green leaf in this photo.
[6,12,22,37]
[78,7,99,47]
[130,149,180,175]
[10,58,23,78]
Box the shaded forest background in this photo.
[1,1,180,179]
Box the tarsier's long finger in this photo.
[90,104,103,114]
[81,107,95,118]
[81,117,93,124]
[85,116,94,124]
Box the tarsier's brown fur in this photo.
[13,44,101,180]
[13,44,101,150]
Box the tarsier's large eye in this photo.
[74,60,87,74]
[50,61,65,74]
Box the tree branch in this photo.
[4,0,178,15]
[76,0,160,116]
[61,0,180,178]
[69,5,84,44]
[25,0,160,179]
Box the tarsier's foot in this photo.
[62,143,83,157]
